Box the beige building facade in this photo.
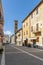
[22,16,31,46]
[29,1,43,47]
[22,1,43,47]
[15,28,22,46]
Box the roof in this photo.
[15,28,22,34]
[22,0,43,23]
[11,34,14,37]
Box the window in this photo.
[31,26,33,32]
[24,24,25,28]
[15,23,17,26]
[36,8,38,14]
[15,26,17,29]
[24,32,25,35]
[26,23,28,26]
[36,23,38,31]
[26,31,28,35]
[31,14,33,18]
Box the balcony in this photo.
[33,28,41,34]
[33,23,42,34]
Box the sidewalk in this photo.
[1,46,5,65]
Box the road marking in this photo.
[27,50,43,52]
[10,45,43,52]
[6,52,24,54]
[1,47,5,65]
[11,45,43,62]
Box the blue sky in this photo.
[2,0,41,35]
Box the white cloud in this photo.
[4,31,12,36]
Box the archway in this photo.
[33,39,36,48]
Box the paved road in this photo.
[5,44,43,65]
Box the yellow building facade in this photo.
[22,16,31,46]
[30,1,43,47]
[15,28,22,46]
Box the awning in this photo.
[29,37,36,40]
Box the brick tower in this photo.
[0,0,4,50]
[14,20,18,44]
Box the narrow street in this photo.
[4,44,43,65]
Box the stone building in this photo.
[3,34,10,44]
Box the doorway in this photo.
[33,40,36,48]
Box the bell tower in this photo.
[0,0,4,46]
[14,20,18,34]
[14,20,18,44]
